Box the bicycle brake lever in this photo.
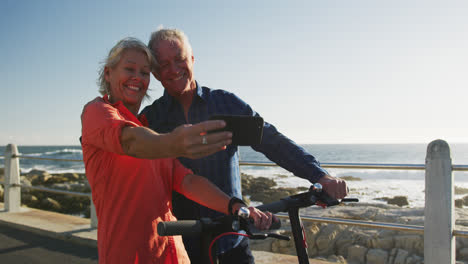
[249,233,290,241]
[266,233,290,241]
[342,198,359,202]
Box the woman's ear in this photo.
[104,66,110,82]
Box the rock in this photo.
[370,235,394,250]
[366,248,388,264]
[241,173,306,204]
[250,238,273,252]
[305,222,321,248]
[394,235,423,256]
[30,171,52,185]
[385,196,409,207]
[347,245,367,264]
[316,224,347,256]
[20,176,32,186]
[250,187,299,204]
[406,254,423,264]
[271,232,296,255]
[339,176,362,181]
[463,195,468,206]
[21,193,39,206]
[26,169,48,177]
[393,249,409,264]
[458,248,468,261]
[456,199,464,208]
[455,186,468,195]
[61,173,80,181]
[458,237,468,248]
[327,254,346,263]
[40,197,61,211]
[242,174,276,194]
[44,175,70,185]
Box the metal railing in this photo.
[1,146,97,227]
[240,161,468,239]
[1,140,466,263]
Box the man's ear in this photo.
[152,70,161,81]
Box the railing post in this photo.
[424,139,455,263]
[90,199,98,228]
[4,144,21,212]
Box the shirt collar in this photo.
[162,80,206,108]
[102,94,145,126]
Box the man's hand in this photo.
[171,120,232,159]
[317,174,348,200]
[247,207,278,231]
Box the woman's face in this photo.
[105,49,150,113]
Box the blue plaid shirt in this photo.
[140,82,327,255]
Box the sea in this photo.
[1,143,468,208]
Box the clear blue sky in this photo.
[1,0,467,146]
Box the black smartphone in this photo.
[208,115,264,146]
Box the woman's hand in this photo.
[171,120,232,159]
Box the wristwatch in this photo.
[228,197,246,215]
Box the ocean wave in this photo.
[20,165,85,174]
[33,148,83,156]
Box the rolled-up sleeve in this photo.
[81,97,139,155]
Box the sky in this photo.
[1,0,467,146]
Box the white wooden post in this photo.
[4,144,21,212]
[424,139,455,263]
[90,199,98,228]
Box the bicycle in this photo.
[158,183,358,264]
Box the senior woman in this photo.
[81,37,275,264]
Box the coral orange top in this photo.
[81,96,191,264]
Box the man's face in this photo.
[152,39,195,97]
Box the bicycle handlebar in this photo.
[157,220,202,236]
[158,183,357,237]
[158,215,281,237]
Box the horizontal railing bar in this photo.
[11,183,91,198]
[454,230,468,238]
[276,214,468,238]
[275,213,424,233]
[240,162,468,171]
[5,155,468,171]
[323,163,424,170]
[453,164,468,171]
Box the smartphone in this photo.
[208,115,264,146]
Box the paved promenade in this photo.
[0,204,332,264]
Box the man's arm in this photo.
[120,121,232,159]
[179,174,276,230]
[252,123,348,199]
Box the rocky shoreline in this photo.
[1,169,468,263]
[0,168,91,217]
[250,203,468,264]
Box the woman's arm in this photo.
[120,121,232,159]
[179,174,276,230]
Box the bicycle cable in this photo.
[208,232,250,264]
